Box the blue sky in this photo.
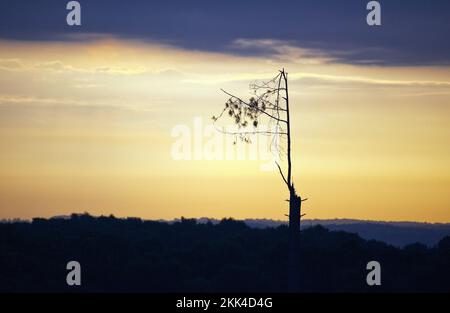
[1,0,450,65]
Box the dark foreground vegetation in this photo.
[1,214,449,292]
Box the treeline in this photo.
[0,213,449,292]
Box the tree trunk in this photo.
[288,191,301,292]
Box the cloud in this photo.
[0,58,25,71]
[0,0,449,66]
[1,57,165,77]
[93,66,147,75]
[34,60,66,71]
[0,95,101,107]
[231,39,333,64]
[34,61,146,75]
[290,72,450,88]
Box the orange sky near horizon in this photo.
[1,39,450,222]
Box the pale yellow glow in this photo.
[0,39,449,222]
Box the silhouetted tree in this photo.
[212,69,306,291]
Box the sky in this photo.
[0,0,449,222]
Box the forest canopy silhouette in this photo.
[1,214,449,292]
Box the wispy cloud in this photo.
[1,58,154,76]
[290,72,450,88]
[231,39,333,65]
[0,95,104,107]
[0,58,25,71]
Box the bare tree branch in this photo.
[275,161,290,190]
[215,126,288,137]
[220,89,288,124]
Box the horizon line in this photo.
[2,212,449,226]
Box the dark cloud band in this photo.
[0,0,449,66]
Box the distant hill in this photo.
[189,218,450,247]
[3,215,449,248]
[1,213,449,292]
